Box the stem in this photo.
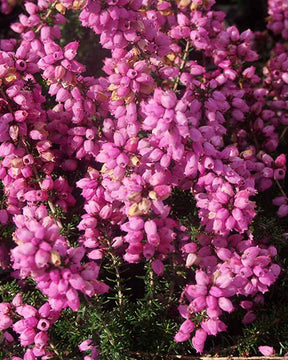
[49,342,63,359]
[91,306,116,348]
[35,1,57,34]
[173,40,191,92]
[280,126,288,140]
[148,263,155,302]
[109,249,124,316]
[166,253,176,310]
[104,237,124,315]
[0,88,13,114]
[249,119,260,153]
[275,178,288,199]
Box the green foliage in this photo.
[33,259,194,360]
[0,278,46,306]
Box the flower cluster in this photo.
[267,0,288,39]
[176,233,280,351]
[0,0,287,357]
[0,293,60,359]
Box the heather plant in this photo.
[0,0,287,359]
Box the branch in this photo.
[108,248,124,316]
[91,306,117,349]
[173,40,191,92]
[279,126,288,140]
[35,1,58,34]
[49,342,64,360]
[0,88,13,114]
[148,263,155,302]
[166,252,176,312]
[275,178,287,199]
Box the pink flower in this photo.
[37,319,50,331]
[151,259,164,276]
[66,288,80,311]
[242,311,256,325]
[160,91,177,109]
[24,349,36,360]
[258,346,275,356]
[34,331,49,348]
[16,304,37,318]
[218,297,234,313]
[192,329,207,353]
[174,331,191,342]
[19,327,36,346]
[0,315,13,331]
[79,339,93,351]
